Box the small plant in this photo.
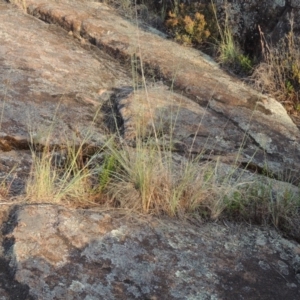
[238,54,253,74]
[96,115,256,220]
[217,27,240,68]
[165,3,211,46]
[25,126,105,205]
[210,0,253,75]
[98,151,118,193]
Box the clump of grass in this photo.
[25,133,99,205]
[211,0,253,75]
[98,138,222,217]
[252,20,300,114]
[223,177,300,232]
[98,131,300,230]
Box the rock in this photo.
[6,0,299,184]
[0,205,297,299]
[0,0,131,151]
[0,150,32,196]
[117,85,300,185]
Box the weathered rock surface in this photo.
[0,0,300,298]
[0,0,131,150]
[3,0,300,184]
[0,205,299,299]
[118,87,298,171]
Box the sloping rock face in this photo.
[0,205,299,299]
[0,0,132,191]
[3,0,300,183]
[0,0,131,149]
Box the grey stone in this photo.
[5,205,300,299]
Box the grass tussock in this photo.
[21,122,300,232]
[97,139,225,218]
[210,0,253,75]
[252,21,300,114]
[25,136,98,205]
[91,133,300,232]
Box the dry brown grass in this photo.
[24,128,103,206]
[97,135,251,220]
[252,21,300,114]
